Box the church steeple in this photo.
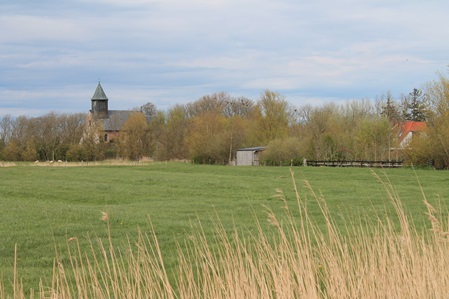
[91,82,108,117]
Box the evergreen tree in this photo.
[380,94,402,123]
[403,88,429,121]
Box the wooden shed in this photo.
[236,146,266,166]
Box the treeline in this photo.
[1,72,449,167]
[0,113,86,162]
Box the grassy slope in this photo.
[0,163,448,293]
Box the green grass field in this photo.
[1,163,449,295]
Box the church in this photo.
[87,82,135,142]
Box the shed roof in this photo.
[236,146,266,152]
[91,82,108,101]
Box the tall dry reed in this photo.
[6,169,449,298]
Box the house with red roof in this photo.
[398,121,427,148]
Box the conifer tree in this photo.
[403,88,429,121]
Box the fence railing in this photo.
[305,160,403,168]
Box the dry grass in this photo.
[30,160,154,167]
[0,162,16,167]
[5,169,449,298]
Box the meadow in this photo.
[1,162,449,298]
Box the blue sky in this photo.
[1,0,448,117]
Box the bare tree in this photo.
[223,97,254,118]
[140,102,158,118]
[186,92,229,118]
[0,115,13,145]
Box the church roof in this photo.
[101,110,134,131]
[91,82,108,101]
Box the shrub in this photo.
[260,137,302,165]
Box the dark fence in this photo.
[305,160,403,168]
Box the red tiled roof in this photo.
[399,121,427,142]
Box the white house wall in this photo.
[236,151,255,166]
[399,132,412,148]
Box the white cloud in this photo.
[1,0,449,117]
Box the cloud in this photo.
[1,0,449,117]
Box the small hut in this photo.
[236,146,266,166]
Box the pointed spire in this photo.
[91,82,108,101]
[91,82,109,117]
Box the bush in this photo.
[260,137,302,165]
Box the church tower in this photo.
[91,82,108,118]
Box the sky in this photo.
[1,0,448,117]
